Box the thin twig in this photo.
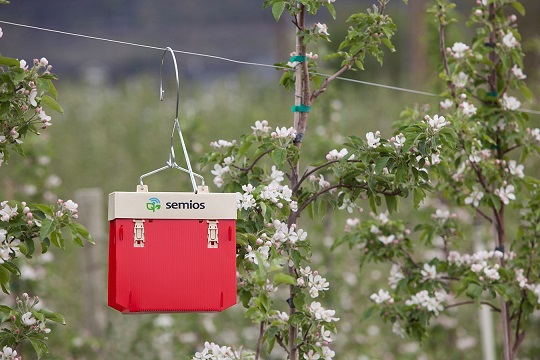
[475,208,493,224]
[275,334,290,356]
[445,300,501,312]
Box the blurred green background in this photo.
[1,0,539,359]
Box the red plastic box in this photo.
[108,186,237,313]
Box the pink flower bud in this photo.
[22,293,29,299]
[14,329,19,334]
[474,9,483,16]
[27,220,33,226]
[11,315,16,322]
[39,57,48,67]
[256,238,263,245]
[26,212,33,219]
[33,58,39,64]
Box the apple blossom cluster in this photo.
[244,221,308,265]
[250,120,271,136]
[15,293,52,334]
[235,169,297,212]
[309,301,339,323]
[405,290,447,316]
[325,148,349,161]
[56,199,79,219]
[501,93,521,111]
[0,346,19,360]
[370,289,394,305]
[388,264,405,289]
[210,139,236,149]
[424,115,449,134]
[192,341,252,360]
[297,266,330,299]
[447,249,516,283]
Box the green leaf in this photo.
[1,262,20,277]
[50,231,65,250]
[385,195,398,214]
[374,157,390,174]
[519,83,533,102]
[413,188,425,209]
[271,148,287,168]
[0,266,11,295]
[40,95,64,114]
[45,79,58,100]
[273,273,296,286]
[32,204,54,216]
[70,222,94,244]
[0,56,20,67]
[272,2,285,21]
[510,1,525,16]
[29,337,50,359]
[466,283,483,299]
[39,218,57,242]
[40,309,66,325]
[381,38,395,52]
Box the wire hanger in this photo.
[139,47,204,193]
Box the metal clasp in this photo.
[207,220,219,248]
[133,219,145,247]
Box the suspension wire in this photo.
[0,19,539,115]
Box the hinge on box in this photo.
[133,219,145,247]
[207,220,219,248]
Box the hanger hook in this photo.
[160,47,180,120]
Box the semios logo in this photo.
[166,200,206,210]
[146,197,161,212]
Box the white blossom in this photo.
[464,185,484,207]
[271,126,297,140]
[370,289,394,304]
[270,165,284,186]
[454,72,469,88]
[22,311,37,326]
[192,341,243,360]
[19,59,28,70]
[388,264,405,289]
[405,290,446,316]
[366,132,380,148]
[421,263,437,280]
[309,301,339,322]
[511,65,527,80]
[440,99,453,110]
[378,234,395,245]
[451,42,469,59]
[210,139,236,149]
[29,88,38,107]
[501,93,521,111]
[495,184,516,205]
[338,198,356,213]
[502,31,519,48]
[461,102,477,117]
[326,148,348,161]
[1,346,17,360]
[508,160,524,178]
[315,22,329,36]
[251,120,271,135]
[392,322,406,338]
[393,133,406,148]
[425,114,449,133]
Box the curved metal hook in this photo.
[160,47,180,120]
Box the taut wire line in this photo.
[0,19,539,115]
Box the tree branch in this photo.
[235,149,273,174]
[437,5,456,99]
[275,334,290,356]
[445,300,501,312]
[255,321,265,360]
[475,208,493,224]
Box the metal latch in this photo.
[207,220,219,248]
[133,219,145,247]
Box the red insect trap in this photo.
[108,48,237,313]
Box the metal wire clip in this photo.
[139,47,205,193]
